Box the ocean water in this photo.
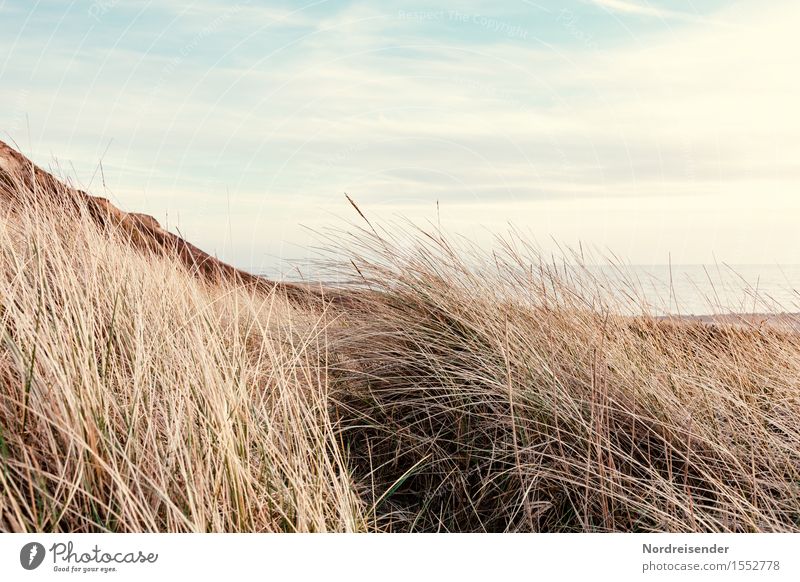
[263,263,800,317]
[593,264,800,316]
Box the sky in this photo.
[1,0,798,274]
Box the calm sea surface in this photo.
[263,264,800,316]
[593,264,800,316]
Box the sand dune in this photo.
[2,139,800,533]
[0,140,318,303]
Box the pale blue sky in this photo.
[1,0,797,273]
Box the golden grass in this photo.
[1,173,800,532]
[0,179,365,532]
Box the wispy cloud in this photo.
[0,0,796,267]
[588,0,701,21]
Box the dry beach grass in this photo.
[1,147,800,532]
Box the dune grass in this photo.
[1,173,800,532]
[0,185,365,532]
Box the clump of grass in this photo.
[322,220,800,532]
[0,174,366,532]
[1,166,799,532]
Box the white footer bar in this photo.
[1,533,797,581]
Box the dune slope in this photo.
[1,141,799,532]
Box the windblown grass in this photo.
[1,172,799,532]
[324,221,800,532]
[0,179,365,532]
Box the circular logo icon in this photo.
[20,542,46,570]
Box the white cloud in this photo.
[588,0,699,21]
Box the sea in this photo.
[262,263,800,317]
[592,264,800,316]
